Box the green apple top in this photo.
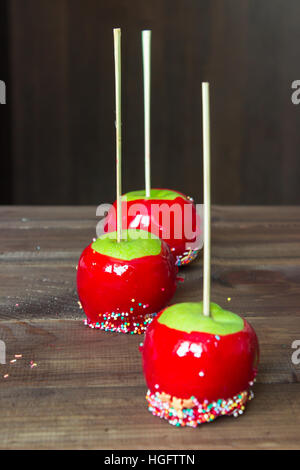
[92,229,162,261]
[122,189,188,202]
[158,302,244,336]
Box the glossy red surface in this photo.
[77,241,178,329]
[104,190,201,261]
[141,311,259,401]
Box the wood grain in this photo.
[0,382,299,450]
[0,206,299,449]
[6,0,300,205]
[0,0,11,204]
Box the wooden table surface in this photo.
[0,205,300,450]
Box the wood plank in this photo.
[0,0,11,204]
[1,259,300,321]
[0,206,299,448]
[1,205,300,223]
[0,318,299,449]
[0,318,298,389]
[1,206,300,321]
[1,207,300,261]
[8,1,300,206]
[0,380,299,449]
[9,0,71,205]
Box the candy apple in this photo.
[140,302,259,426]
[104,189,201,266]
[77,229,178,334]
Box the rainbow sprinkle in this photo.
[146,388,254,427]
[176,248,200,267]
[84,311,156,334]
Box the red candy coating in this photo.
[104,189,201,264]
[77,241,177,332]
[141,309,259,401]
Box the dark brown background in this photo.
[2,0,300,205]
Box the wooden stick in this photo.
[114,28,122,242]
[202,82,211,317]
[142,30,151,198]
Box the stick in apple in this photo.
[202,82,211,317]
[114,28,122,242]
[142,30,151,198]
